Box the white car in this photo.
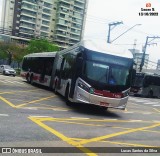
[0,65,16,76]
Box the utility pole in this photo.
[107,21,123,43]
[139,36,160,72]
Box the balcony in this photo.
[22,0,37,4]
[75,0,85,4]
[21,4,37,12]
[19,24,35,30]
[20,17,36,24]
[21,11,37,18]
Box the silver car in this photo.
[0,65,16,76]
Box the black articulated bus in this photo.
[51,40,134,110]
[130,72,160,98]
[21,52,56,87]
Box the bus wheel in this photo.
[65,86,71,106]
[26,75,30,83]
[101,106,108,111]
[148,90,153,98]
[30,75,34,85]
[3,71,6,75]
[54,81,58,94]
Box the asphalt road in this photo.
[0,74,159,156]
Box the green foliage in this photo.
[26,39,59,53]
[0,42,9,59]
[0,42,27,65]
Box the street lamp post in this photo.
[110,24,141,43]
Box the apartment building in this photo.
[1,0,88,48]
[129,49,149,70]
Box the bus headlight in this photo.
[122,90,129,97]
[78,80,94,94]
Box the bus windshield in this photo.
[144,75,160,86]
[133,76,144,87]
[84,60,130,86]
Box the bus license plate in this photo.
[100,102,109,107]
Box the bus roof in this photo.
[24,52,56,58]
[80,40,133,59]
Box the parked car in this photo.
[0,65,16,76]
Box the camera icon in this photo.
[2,148,12,153]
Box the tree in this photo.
[0,42,27,66]
[26,39,59,53]
[0,42,9,60]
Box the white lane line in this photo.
[103,119,118,120]
[143,102,159,105]
[3,80,15,84]
[52,109,68,111]
[153,120,160,123]
[12,81,26,84]
[153,105,160,107]
[21,107,38,110]
[134,100,148,103]
[0,80,7,83]
[0,114,9,116]
[124,112,134,113]
[129,120,142,122]
[142,112,152,114]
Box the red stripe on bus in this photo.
[94,90,123,98]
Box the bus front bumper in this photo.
[74,87,128,110]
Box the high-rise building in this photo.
[1,0,88,48]
[157,59,160,70]
[129,49,149,70]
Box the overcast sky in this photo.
[0,0,160,68]
[84,0,160,68]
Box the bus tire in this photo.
[54,81,58,94]
[101,106,108,111]
[30,75,34,85]
[148,90,153,98]
[65,85,71,106]
[3,71,6,75]
[26,74,30,83]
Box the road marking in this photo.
[142,112,152,114]
[29,116,52,118]
[77,123,160,146]
[25,106,70,111]
[22,107,38,110]
[12,81,26,84]
[16,95,56,108]
[153,108,160,113]
[153,105,160,107]
[123,112,134,113]
[0,114,9,116]
[4,80,15,84]
[0,89,40,95]
[29,116,97,156]
[153,120,160,123]
[99,140,157,147]
[52,109,68,111]
[71,117,90,119]
[70,138,156,148]
[43,118,154,123]
[103,119,118,120]
[129,120,142,122]
[0,80,7,83]
[50,119,104,127]
[143,102,159,105]
[0,96,16,108]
